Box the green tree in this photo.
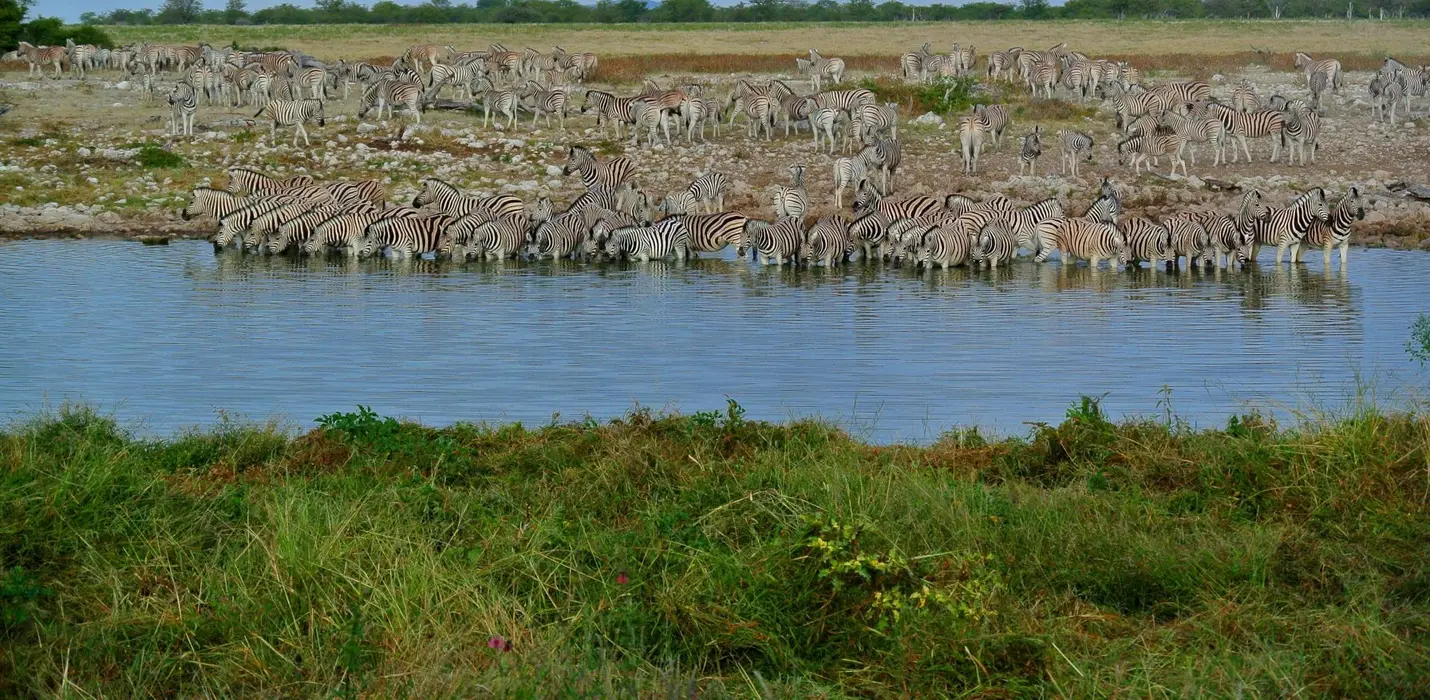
[224,0,247,23]
[1,0,28,51]
[1019,0,1051,17]
[655,0,715,21]
[157,0,202,23]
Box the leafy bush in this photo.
[860,76,978,116]
[128,143,185,169]
[17,17,114,49]
[1408,314,1430,364]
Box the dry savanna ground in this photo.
[3,21,1430,244]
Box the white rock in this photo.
[546,165,563,176]
[914,112,944,126]
[356,122,378,135]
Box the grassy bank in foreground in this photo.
[3,401,1429,696]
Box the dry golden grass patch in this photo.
[109,21,1430,63]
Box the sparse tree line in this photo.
[78,0,1430,27]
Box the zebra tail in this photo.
[253,107,265,118]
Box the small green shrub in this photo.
[859,76,978,115]
[123,143,185,169]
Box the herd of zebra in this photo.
[8,36,1416,182]
[182,146,1365,271]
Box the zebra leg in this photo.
[1275,243,1287,265]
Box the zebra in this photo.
[1307,70,1329,112]
[1108,91,1168,131]
[564,146,636,191]
[16,42,67,79]
[853,102,898,144]
[581,90,641,139]
[310,207,420,257]
[226,167,313,195]
[464,215,532,261]
[775,166,809,219]
[1035,217,1128,269]
[805,49,846,91]
[852,182,941,221]
[987,50,1017,83]
[1294,52,1342,94]
[1297,186,1364,268]
[326,180,388,208]
[958,113,988,174]
[901,44,932,82]
[681,96,720,143]
[1231,79,1259,113]
[810,88,876,118]
[295,66,328,100]
[833,153,872,209]
[605,219,691,263]
[1150,81,1211,107]
[215,191,328,250]
[801,215,853,266]
[741,217,803,265]
[808,106,842,155]
[1003,197,1066,257]
[1057,129,1094,177]
[1027,59,1059,99]
[685,172,729,214]
[517,82,568,130]
[973,219,1019,269]
[667,212,749,254]
[1206,104,1284,163]
[402,44,446,83]
[361,213,456,259]
[1250,188,1330,264]
[182,187,249,224]
[268,203,356,255]
[359,78,424,124]
[630,99,672,147]
[736,94,776,141]
[1280,104,1321,166]
[974,104,1010,148]
[528,211,591,260]
[255,99,325,147]
[1370,70,1405,127]
[952,44,976,77]
[1160,110,1226,167]
[1178,210,1242,268]
[1019,127,1042,175]
[860,138,901,196]
[1164,218,1210,269]
[412,178,525,221]
[466,78,516,130]
[167,82,198,137]
[910,217,974,269]
[1117,132,1186,176]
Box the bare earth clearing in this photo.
[2,22,1430,248]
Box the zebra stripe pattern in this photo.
[742,217,804,265]
[1251,188,1330,264]
[1019,126,1042,175]
[1058,129,1094,176]
[774,166,809,219]
[1298,186,1363,268]
[801,215,853,266]
[256,99,325,146]
[605,219,691,262]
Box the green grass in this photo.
[3,399,1429,696]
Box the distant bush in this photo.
[17,18,115,50]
